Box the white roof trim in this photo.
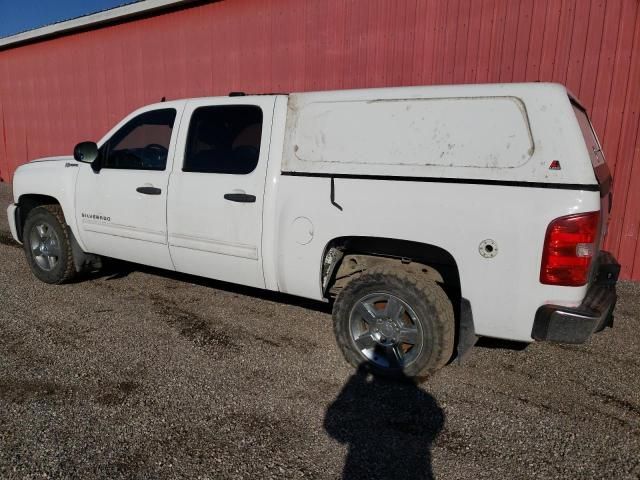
[0,0,191,49]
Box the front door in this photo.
[167,97,275,288]
[75,105,183,269]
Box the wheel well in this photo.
[322,236,461,298]
[321,236,465,360]
[16,194,60,242]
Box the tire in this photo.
[22,205,76,284]
[332,265,454,380]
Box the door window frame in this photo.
[96,102,186,174]
[172,97,275,178]
[182,104,265,175]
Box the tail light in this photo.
[540,211,600,286]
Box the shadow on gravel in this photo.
[324,364,444,480]
[475,337,529,351]
[0,230,19,248]
[85,258,332,313]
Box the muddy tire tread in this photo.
[332,265,454,380]
[23,204,76,284]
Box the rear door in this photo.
[167,97,275,288]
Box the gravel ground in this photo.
[0,181,638,480]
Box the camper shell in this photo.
[282,83,599,187]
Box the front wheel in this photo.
[332,266,454,380]
[23,205,77,284]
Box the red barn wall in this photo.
[0,0,639,279]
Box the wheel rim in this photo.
[29,221,61,272]
[348,292,423,370]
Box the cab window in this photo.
[183,105,263,174]
[100,109,176,171]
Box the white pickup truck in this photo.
[6,83,619,379]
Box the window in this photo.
[100,109,176,170]
[571,102,611,186]
[183,105,263,174]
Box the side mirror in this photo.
[73,141,99,164]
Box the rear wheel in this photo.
[332,265,454,380]
[23,205,76,284]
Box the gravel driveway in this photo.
[0,182,638,479]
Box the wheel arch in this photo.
[16,194,61,242]
[321,236,461,297]
[321,236,476,362]
[17,194,100,274]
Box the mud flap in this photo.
[69,230,102,272]
[455,298,478,364]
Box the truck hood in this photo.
[29,155,74,164]
[12,154,80,205]
[14,155,75,175]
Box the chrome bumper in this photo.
[532,252,620,344]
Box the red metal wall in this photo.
[1,0,639,279]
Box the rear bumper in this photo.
[6,203,21,244]
[532,251,620,344]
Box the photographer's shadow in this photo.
[324,364,444,480]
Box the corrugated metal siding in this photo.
[0,0,639,278]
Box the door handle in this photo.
[224,193,256,203]
[136,186,162,195]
